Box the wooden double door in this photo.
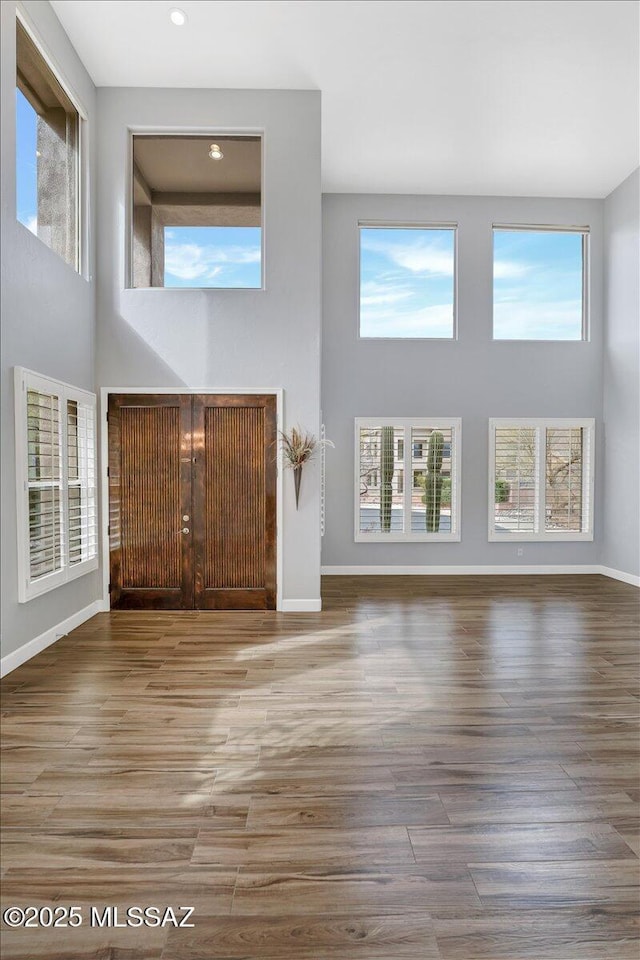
[108,394,277,610]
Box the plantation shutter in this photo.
[490,420,594,539]
[17,368,98,602]
[355,418,461,541]
[67,398,97,564]
[544,427,588,533]
[493,426,537,534]
[27,387,63,580]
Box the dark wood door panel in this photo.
[109,393,277,611]
[203,405,266,588]
[121,405,181,588]
[193,395,277,610]
[108,394,193,609]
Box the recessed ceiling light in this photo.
[208,143,224,160]
[169,8,187,26]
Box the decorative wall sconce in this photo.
[279,426,334,509]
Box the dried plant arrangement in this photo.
[278,426,334,508]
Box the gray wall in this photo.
[602,168,640,578]
[95,87,322,603]
[0,0,99,661]
[322,193,604,568]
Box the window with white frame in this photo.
[356,418,461,541]
[359,223,457,338]
[493,225,589,340]
[15,368,98,601]
[489,419,594,541]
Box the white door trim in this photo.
[100,387,284,612]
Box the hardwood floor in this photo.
[1,574,638,959]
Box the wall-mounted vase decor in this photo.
[279,426,334,509]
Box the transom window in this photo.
[16,18,81,271]
[493,225,589,340]
[356,418,461,541]
[15,368,98,602]
[489,419,595,541]
[359,223,457,338]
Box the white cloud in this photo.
[164,241,260,281]
[494,260,532,279]
[362,235,454,277]
[360,280,413,307]
[165,243,221,281]
[391,247,454,276]
[362,292,412,306]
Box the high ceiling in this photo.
[50,0,639,198]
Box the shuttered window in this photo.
[355,418,461,542]
[66,398,97,566]
[489,419,594,541]
[16,368,98,601]
[27,388,63,580]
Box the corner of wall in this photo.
[601,168,640,579]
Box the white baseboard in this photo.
[281,599,322,612]
[0,600,102,678]
[321,564,603,576]
[599,566,640,587]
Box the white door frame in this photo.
[100,386,284,612]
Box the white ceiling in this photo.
[50,0,639,197]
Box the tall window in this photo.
[15,369,97,602]
[489,419,595,541]
[356,418,461,541]
[130,135,262,288]
[359,223,456,338]
[493,225,588,340]
[16,19,80,271]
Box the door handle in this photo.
[181,527,190,534]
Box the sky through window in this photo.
[359,226,455,338]
[163,226,261,288]
[493,229,585,340]
[16,88,38,234]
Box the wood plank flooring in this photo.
[1,574,638,959]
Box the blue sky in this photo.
[493,229,584,339]
[164,227,261,288]
[16,88,38,233]
[360,226,584,340]
[360,227,455,338]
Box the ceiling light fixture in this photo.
[169,8,187,26]
[208,143,224,160]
